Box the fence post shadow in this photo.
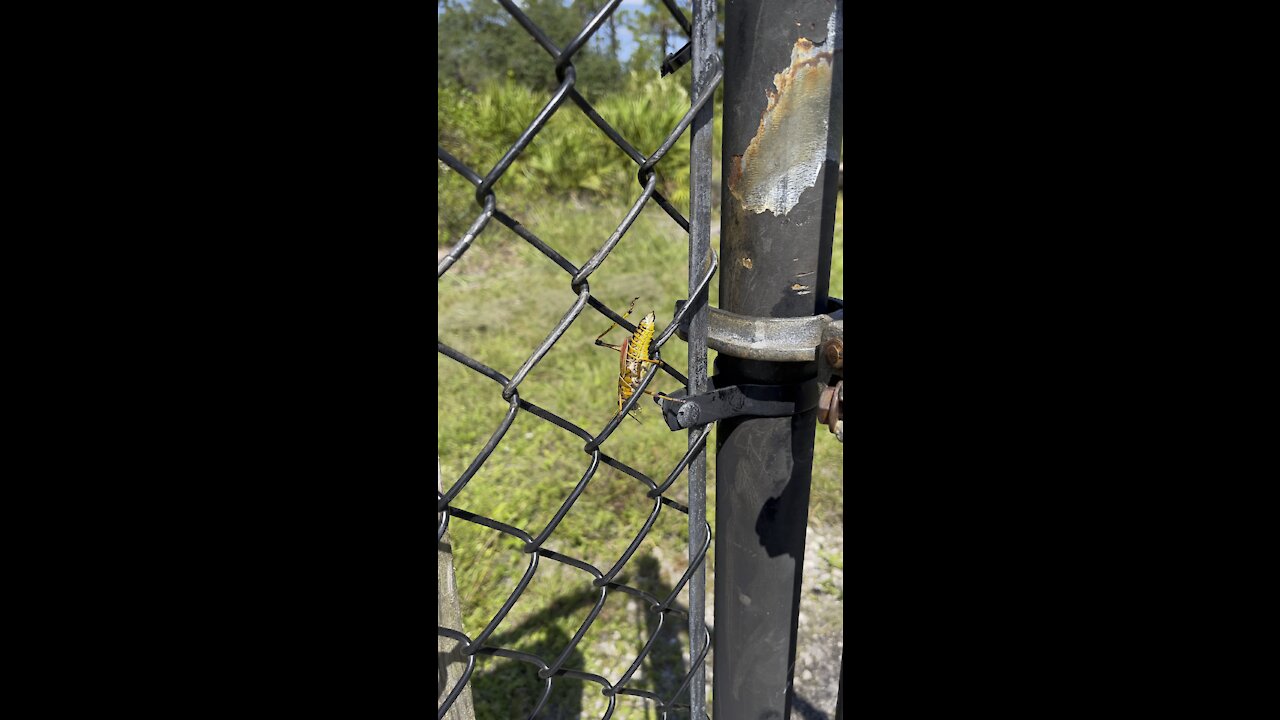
[467,582,600,719]
[628,554,690,714]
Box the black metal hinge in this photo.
[655,375,818,430]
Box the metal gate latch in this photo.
[670,297,843,437]
[655,375,818,430]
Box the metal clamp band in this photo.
[674,297,843,362]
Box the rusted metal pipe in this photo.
[713,0,843,717]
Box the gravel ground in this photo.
[789,523,844,719]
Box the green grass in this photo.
[438,76,703,247]
[439,192,843,719]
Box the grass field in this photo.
[439,192,843,719]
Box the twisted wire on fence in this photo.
[437,1,721,718]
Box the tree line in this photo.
[438,0,721,94]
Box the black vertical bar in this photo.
[713,0,842,718]
[688,0,715,718]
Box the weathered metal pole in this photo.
[714,0,842,717]
[687,1,716,718]
[438,459,475,720]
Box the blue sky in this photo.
[439,1,683,62]
[615,0,644,59]
[578,1,690,60]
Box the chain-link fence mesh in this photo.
[438,1,721,717]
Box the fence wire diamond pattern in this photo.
[438,1,721,718]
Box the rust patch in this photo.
[730,11,837,216]
[729,155,744,192]
[741,257,753,269]
[791,283,810,291]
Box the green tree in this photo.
[621,0,683,74]
[437,0,625,94]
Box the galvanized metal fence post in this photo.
[687,1,716,719]
[713,0,843,717]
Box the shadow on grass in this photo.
[460,553,698,719]
[469,582,594,720]
[627,554,691,711]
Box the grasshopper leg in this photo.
[617,384,642,424]
[594,297,640,350]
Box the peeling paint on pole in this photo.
[728,9,838,216]
[716,1,842,717]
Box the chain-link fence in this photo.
[438,1,721,717]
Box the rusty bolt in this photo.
[818,385,836,424]
[828,380,842,434]
[817,380,843,437]
[823,338,843,371]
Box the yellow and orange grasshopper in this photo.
[595,298,678,422]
